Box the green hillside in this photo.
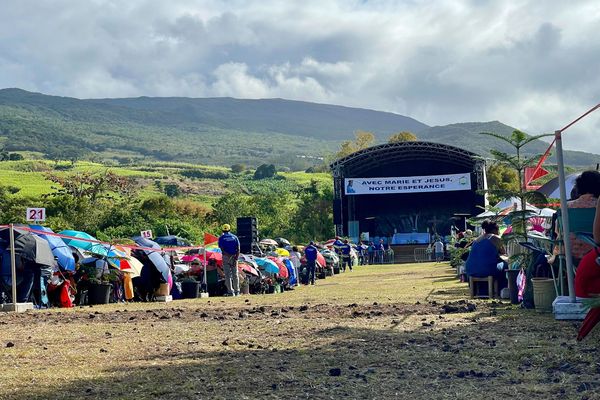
[0,88,597,168]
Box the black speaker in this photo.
[237,216,258,254]
[333,199,342,224]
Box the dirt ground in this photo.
[0,263,598,400]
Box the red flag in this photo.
[204,233,219,245]
[525,166,549,189]
[525,141,553,188]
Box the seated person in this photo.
[465,220,507,290]
[552,170,600,266]
[575,199,600,298]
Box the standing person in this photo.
[368,241,375,265]
[378,239,385,264]
[358,241,368,265]
[218,224,240,297]
[434,238,444,262]
[340,239,352,271]
[289,246,302,286]
[305,241,318,285]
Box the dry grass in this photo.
[0,263,599,400]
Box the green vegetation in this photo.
[388,131,418,143]
[0,158,333,243]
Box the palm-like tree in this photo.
[480,130,552,240]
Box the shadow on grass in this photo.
[9,308,599,400]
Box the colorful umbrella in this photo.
[267,256,289,279]
[59,230,107,256]
[259,239,278,247]
[255,257,280,274]
[238,261,259,276]
[29,225,75,271]
[275,248,290,257]
[132,237,172,285]
[181,250,223,266]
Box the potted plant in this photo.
[482,129,554,308]
[80,263,116,305]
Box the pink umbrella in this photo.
[182,251,223,266]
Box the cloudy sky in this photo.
[1,0,599,152]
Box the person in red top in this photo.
[575,196,600,340]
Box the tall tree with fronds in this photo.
[480,129,552,240]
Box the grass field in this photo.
[1,263,598,400]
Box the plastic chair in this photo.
[555,208,596,295]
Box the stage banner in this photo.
[344,173,471,195]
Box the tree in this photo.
[253,164,277,180]
[480,129,552,240]
[231,163,246,173]
[293,180,334,241]
[485,163,519,204]
[163,183,181,198]
[334,130,375,160]
[8,153,24,160]
[388,131,417,143]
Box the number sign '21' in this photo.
[26,208,46,222]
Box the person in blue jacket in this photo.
[465,220,507,290]
[339,239,352,271]
[218,224,240,296]
[304,241,318,285]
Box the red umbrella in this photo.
[300,252,326,268]
[267,256,289,279]
[181,251,223,266]
[238,261,259,276]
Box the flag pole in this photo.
[202,246,207,290]
[9,224,17,307]
[555,130,576,302]
[553,103,600,303]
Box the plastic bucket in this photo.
[532,278,556,313]
[88,283,111,305]
[181,281,200,299]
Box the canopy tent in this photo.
[493,197,540,212]
[538,173,580,199]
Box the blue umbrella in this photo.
[30,225,76,271]
[283,258,297,286]
[59,230,108,256]
[154,235,191,247]
[132,237,172,283]
[254,257,280,274]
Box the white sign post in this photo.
[26,208,46,222]
[140,230,153,239]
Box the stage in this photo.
[331,141,487,242]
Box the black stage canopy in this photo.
[330,141,487,241]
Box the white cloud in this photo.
[0,0,599,152]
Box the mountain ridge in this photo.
[0,88,597,168]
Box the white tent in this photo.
[493,197,539,212]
